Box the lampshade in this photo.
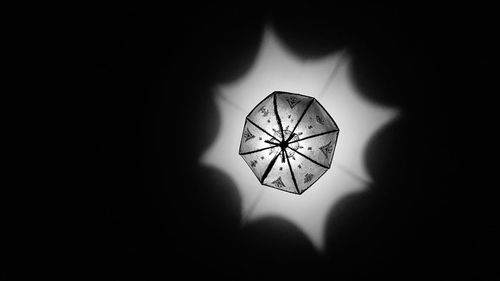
[239,91,339,194]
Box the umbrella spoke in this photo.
[265,140,280,145]
[285,132,296,143]
[260,151,280,183]
[289,98,314,138]
[273,92,285,141]
[288,129,338,144]
[246,118,281,143]
[239,145,279,155]
[287,147,330,169]
[285,149,300,193]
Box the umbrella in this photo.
[239,91,339,194]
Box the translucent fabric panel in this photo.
[288,131,339,168]
[293,99,339,139]
[241,148,280,182]
[262,154,298,193]
[239,119,279,154]
[286,148,328,194]
[274,92,313,134]
[246,93,281,141]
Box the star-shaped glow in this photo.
[201,25,399,250]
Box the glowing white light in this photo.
[200,25,399,251]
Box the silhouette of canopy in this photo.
[239,91,339,194]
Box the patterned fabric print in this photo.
[258,105,270,117]
[243,127,255,142]
[320,141,333,158]
[304,173,314,183]
[286,96,301,108]
[272,176,285,188]
[316,115,325,125]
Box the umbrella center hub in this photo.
[270,129,300,158]
[279,140,289,150]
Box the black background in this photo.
[22,2,497,280]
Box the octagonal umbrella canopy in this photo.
[239,91,339,194]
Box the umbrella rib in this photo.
[260,152,280,183]
[216,92,246,113]
[317,49,348,99]
[288,98,315,140]
[273,92,285,141]
[246,118,280,142]
[288,129,338,144]
[285,149,300,194]
[333,161,371,185]
[287,147,329,169]
[239,145,279,155]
